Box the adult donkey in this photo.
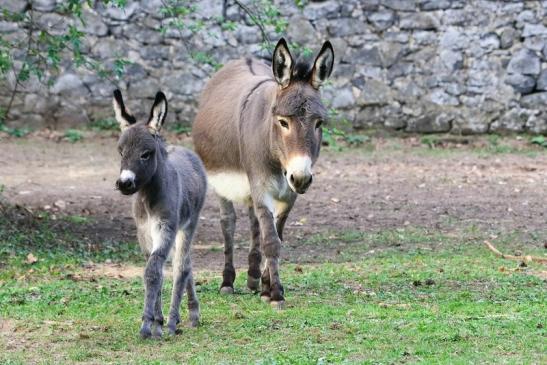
[192,38,334,308]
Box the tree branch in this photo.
[5,9,33,120]
[231,0,271,49]
[484,240,547,264]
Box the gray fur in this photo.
[113,90,207,338]
[192,39,334,307]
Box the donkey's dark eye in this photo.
[278,118,289,129]
[315,120,323,129]
[141,151,152,160]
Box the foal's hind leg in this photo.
[247,205,262,292]
[219,197,237,294]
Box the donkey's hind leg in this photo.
[247,205,262,292]
[167,228,193,335]
[219,197,237,294]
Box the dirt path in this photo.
[1,135,546,272]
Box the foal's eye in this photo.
[278,118,289,129]
[140,151,152,160]
[315,120,323,130]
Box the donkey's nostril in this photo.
[117,179,135,192]
[289,173,313,193]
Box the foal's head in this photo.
[270,38,334,194]
[112,89,168,195]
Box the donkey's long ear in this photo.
[311,41,334,89]
[112,89,136,131]
[272,38,294,88]
[147,91,168,133]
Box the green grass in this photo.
[64,129,84,143]
[0,215,545,364]
[0,122,30,138]
[89,118,119,131]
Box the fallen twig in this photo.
[484,240,547,264]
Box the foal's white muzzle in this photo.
[119,169,136,183]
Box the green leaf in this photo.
[530,135,547,147]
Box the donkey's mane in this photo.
[291,61,313,83]
[262,54,313,83]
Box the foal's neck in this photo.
[139,145,169,207]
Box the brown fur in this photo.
[193,39,334,305]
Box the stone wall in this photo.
[1,0,547,134]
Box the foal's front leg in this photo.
[140,222,174,339]
[167,222,199,335]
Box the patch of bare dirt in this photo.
[75,262,171,280]
[0,318,15,336]
[1,136,546,272]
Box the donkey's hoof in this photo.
[260,295,271,303]
[140,325,152,339]
[220,286,234,295]
[247,276,261,292]
[270,300,285,310]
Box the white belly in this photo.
[208,171,252,203]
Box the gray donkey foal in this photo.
[113,89,207,338]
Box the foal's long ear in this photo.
[112,89,136,131]
[147,91,168,133]
[311,41,334,89]
[272,38,294,88]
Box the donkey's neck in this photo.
[266,91,285,173]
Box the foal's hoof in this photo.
[168,328,183,336]
[247,276,261,292]
[220,286,234,295]
[188,310,200,328]
[270,300,285,310]
[151,324,163,338]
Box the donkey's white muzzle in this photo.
[286,155,313,194]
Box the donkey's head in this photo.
[112,89,168,195]
[270,38,334,194]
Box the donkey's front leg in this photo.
[247,205,262,292]
[140,223,174,339]
[275,194,296,242]
[253,198,284,309]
